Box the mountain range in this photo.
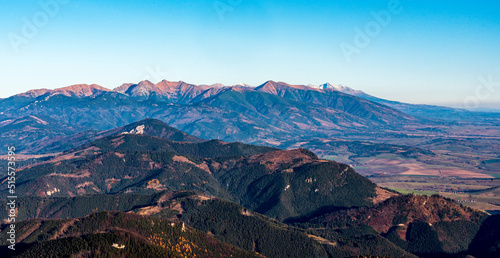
[10,79,492,123]
[0,80,429,154]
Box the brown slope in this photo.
[114,80,212,103]
[17,84,111,98]
[53,84,111,97]
[114,80,158,97]
[314,194,486,234]
[18,88,52,98]
[155,80,210,102]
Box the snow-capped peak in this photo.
[318,83,365,96]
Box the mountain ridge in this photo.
[9,79,493,123]
[8,79,499,119]
[18,84,111,98]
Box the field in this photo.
[316,125,500,215]
[353,154,493,178]
[370,175,500,214]
[483,159,500,172]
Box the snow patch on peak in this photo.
[317,83,365,96]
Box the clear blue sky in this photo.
[1,0,499,108]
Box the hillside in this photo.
[0,211,260,258]
[212,148,377,220]
[102,118,206,143]
[306,82,500,123]
[4,116,206,155]
[17,84,111,98]
[0,116,81,153]
[300,194,491,256]
[254,80,418,124]
[115,80,211,103]
[4,190,494,257]
[178,194,415,257]
[0,191,415,258]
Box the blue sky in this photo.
[1,0,499,109]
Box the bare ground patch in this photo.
[372,187,399,204]
[172,155,211,174]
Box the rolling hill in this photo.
[298,194,495,257]
[2,119,380,221]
